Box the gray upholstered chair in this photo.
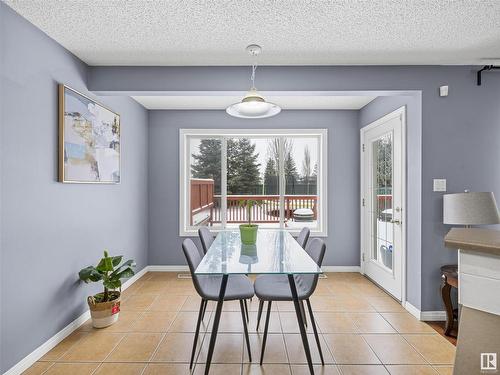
[296,227,310,249]
[182,238,254,368]
[256,227,311,329]
[199,227,251,323]
[254,238,326,365]
[198,227,215,254]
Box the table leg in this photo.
[204,274,228,375]
[288,274,315,375]
[441,274,454,336]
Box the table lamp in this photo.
[443,191,500,226]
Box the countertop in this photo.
[444,228,500,256]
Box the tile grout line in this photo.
[27,273,453,374]
[146,331,168,367]
[38,361,56,375]
[276,310,293,374]
[192,309,213,373]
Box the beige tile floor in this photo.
[24,272,455,375]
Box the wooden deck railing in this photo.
[211,195,318,224]
[190,179,214,226]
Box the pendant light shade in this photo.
[226,45,281,119]
[226,89,281,118]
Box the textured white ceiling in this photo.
[5,0,500,66]
[132,95,376,110]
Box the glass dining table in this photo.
[195,229,322,375]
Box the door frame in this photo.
[360,106,407,304]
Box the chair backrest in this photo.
[198,227,214,254]
[182,238,205,297]
[295,238,326,298]
[305,238,326,267]
[296,227,310,249]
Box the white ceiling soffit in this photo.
[131,95,376,110]
[5,0,500,66]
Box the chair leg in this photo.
[300,299,308,327]
[244,299,250,323]
[288,275,314,374]
[240,300,252,362]
[256,299,264,330]
[204,275,228,375]
[306,298,324,365]
[190,298,205,369]
[260,300,272,365]
[201,299,207,321]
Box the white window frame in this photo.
[179,129,328,237]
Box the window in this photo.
[180,129,327,236]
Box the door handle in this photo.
[391,219,402,225]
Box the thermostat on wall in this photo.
[433,179,447,192]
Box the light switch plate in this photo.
[433,179,447,192]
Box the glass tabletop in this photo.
[195,229,322,275]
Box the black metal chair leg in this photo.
[190,298,205,369]
[240,300,252,362]
[244,299,250,323]
[256,299,264,330]
[300,299,308,327]
[204,275,228,375]
[201,299,207,321]
[306,298,324,365]
[260,300,272,365]
[288,274,314,375]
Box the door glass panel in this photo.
[371,132,393,271]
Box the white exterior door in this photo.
[361,107,405,301]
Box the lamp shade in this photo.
[226,90,281,119]
[443,192,500,225]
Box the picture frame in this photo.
[58,84,121,183]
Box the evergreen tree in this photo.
[263,158,278,195]
[284,152,299,193]
[191,139,222,193]
[227,138,261,194]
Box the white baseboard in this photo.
[321,266,361,272]
[3,265,149,375]
[122,266,149,289]
[148,265,189,272]
[404,301,422,320]
[3,310,91,375]
[404,301,446,321]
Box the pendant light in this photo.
[226,44,281,119]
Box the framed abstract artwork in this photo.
[58,84,120,183]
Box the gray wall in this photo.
[148,110,360,268]
[0,4,149,372]
[89,65,500,311]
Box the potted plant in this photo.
[79,250,136,328]
[239,199,261,245]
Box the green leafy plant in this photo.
[239,199,262,226]
[79,250,136,303]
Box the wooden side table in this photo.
[440,264,458,336]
